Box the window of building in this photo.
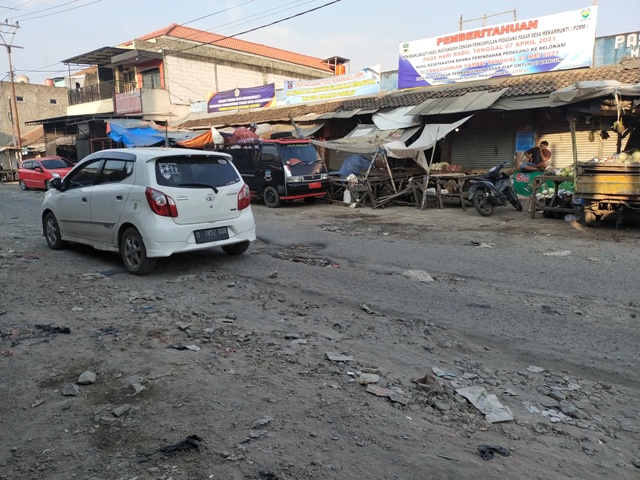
[123,70,136,84]
[16,96,24,102]
[49,99,57,105]
[141,68,161,90]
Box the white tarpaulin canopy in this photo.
[372,106,421,130]
[310,124,421,155]
[311,117,472,172]
[385,116,472,171]
[549,81,640,106]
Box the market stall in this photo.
[314,117,473,209]
[547,81,640,224]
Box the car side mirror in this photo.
[35,167,43,172]
[49,174,62,190]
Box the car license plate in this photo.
[194,226,229,244]
[309,182,322,189]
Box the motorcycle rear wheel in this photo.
[472,189,495,217]
[510,198,523,211]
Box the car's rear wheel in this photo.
[44,212,67,249]
[121,227,156,275]
[19,180,28,190]
[263,186,281,208]
[222,241,250,255]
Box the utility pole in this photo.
[460,9,517,30]
[0,19,23,164]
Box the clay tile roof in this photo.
[177,65,640,129]
[134,24,333,73]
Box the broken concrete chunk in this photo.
[251,416,273,429]
[61,384,81,396]
[366,384,391,397]
[357,373,380,385]
[112,404,131,417]
[527,365,545,373]
[388,387,410,405]
[77,371,97,385]
[326,352,353,362]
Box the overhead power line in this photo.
[14,0,101,22]
[197,0,317,34]
[13,0,341,78]
[174,0,343,55]
[181,0,256,26]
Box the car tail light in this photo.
[238,183,251,211]
[145,187,178,217]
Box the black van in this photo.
[209,135,329,208]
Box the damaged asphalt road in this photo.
[1,186,640,479]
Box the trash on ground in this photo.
[544,250,571,256]
[158,434,203,454]
[478,444,511,461]
[35,324,70,334]
[432,367,458,380]
[360,303,381,315]
[456,385,513,423]
[167,344,201,351]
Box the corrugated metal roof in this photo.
[408,89,508,116]
[318,109,367,119]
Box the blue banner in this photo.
[207,84,275,113]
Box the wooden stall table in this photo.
[528,174,576,219]
[429,173,474,210]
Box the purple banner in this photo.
[207,84,275,113]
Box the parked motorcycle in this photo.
[467,160,523,216]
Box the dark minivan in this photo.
[209,135,329,207]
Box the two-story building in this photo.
[29,23,338,160]
[0,76,69,175]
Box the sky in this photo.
[0,0,638,85]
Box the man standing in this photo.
[521,141,551,172]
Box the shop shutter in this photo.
[539,124,617,168]
[450,127,516,169]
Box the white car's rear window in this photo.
[155,155,241,188]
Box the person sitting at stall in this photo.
[520,141,552,172]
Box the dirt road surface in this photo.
[1,184,639,479]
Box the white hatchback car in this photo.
[42,148,256,275]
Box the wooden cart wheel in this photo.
[583,211,598,227]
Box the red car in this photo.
[18,156,74,190]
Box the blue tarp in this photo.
[333,154,373,178]
[106,120,203,148]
